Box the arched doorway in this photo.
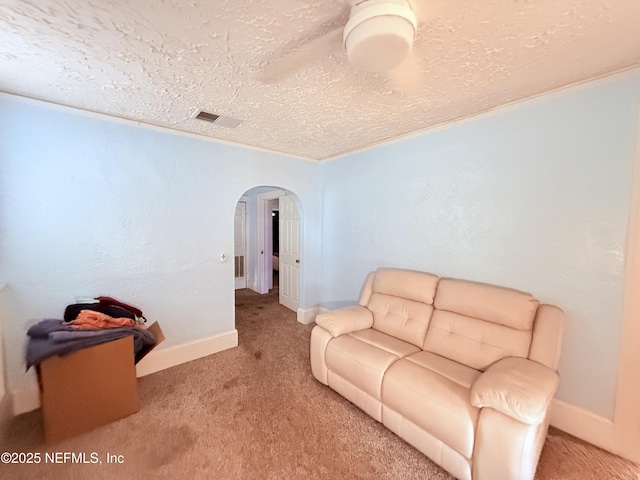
[234,186,303,313]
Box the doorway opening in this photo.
[271,209,279,293]
[233,187,302,314]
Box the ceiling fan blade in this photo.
[409,0,448,23]
[383,52,425,93]
[259,26,344,84]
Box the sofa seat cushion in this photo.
[382,353,481,458]
[348,329,422,358]
[325,329,419,400]
[404,351,482,389]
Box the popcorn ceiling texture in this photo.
[1,0,639,160]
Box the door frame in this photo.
[256,189,285,295]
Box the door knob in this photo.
[295,259,300,264]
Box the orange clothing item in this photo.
[70,310,136,329]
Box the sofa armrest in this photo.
[315,306,374,337]
[470,357,559,425]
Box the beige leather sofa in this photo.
[311,268,563,480]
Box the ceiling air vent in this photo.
[194,110,243,128]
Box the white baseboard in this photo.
[136,329,238,377]
[550,398,615,452]
[9,329,239,415]
[297,307,320,325]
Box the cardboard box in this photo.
[37,322,164,443]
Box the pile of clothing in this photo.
[26,296,155,369]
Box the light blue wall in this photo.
[2,70,639,420]
[320,70,640,419]
[0,96,321,397]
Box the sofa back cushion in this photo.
[424,278,539,370]
[367,268,439,348]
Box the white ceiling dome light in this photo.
[343,0,418,73]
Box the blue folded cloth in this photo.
[26,319,155,369]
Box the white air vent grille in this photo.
[195,110,243,128]
[195,111,219,122]
[235,256,245,278]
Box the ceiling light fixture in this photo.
[343,0,418,73]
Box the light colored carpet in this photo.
[1,287,639,479]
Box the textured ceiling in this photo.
[1,0,640,161]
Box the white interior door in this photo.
[279,195,300,312]
[234,201,247,290]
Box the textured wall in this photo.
[320,70,640,418]
[2,68,639,420]
[0,96,321,397]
